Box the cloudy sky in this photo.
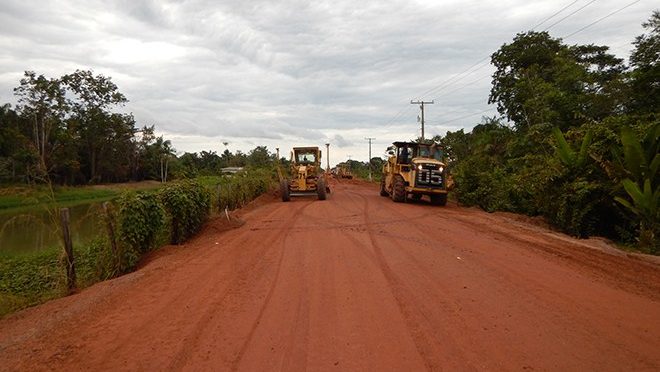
[0,0,656,165]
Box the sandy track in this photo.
[1,180,659,371]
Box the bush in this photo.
[215,169,274,211]
[159,180,210,244]
[116,192,164,254]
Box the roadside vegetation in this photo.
[0,168,277,317]
[434,11,659,254]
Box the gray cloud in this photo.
[0,0,657,163]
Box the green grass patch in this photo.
[0,247,63,317]
[0,185,118,215]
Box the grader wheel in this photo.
[317,177,327,200]
[280,180,290,202]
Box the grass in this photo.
[0,181,161,215]
[0,246,63,316]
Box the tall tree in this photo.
[61,70,128,182]
[489,32,624,132]
[13,71,67,177]
[628,11,660,114]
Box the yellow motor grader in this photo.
[280,146,330,201]
[336,163,353,179]
[380,141,448,205]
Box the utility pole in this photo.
[365,137,375,181]
[410,100,434,141]
[325,143,330,172]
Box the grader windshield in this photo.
[294,149,319,164]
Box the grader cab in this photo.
[280,147,330,201]
[380,142,448,205]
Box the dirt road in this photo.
[1,180,659,371]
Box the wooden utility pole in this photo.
[410,100,434,141]
[365,137,375,181]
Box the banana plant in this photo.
[552,127,592,169]
[617,124,660,183]
[615,179,658,250]
[614,123,660,252]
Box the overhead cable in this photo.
[563,0,643,38]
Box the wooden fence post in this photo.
[216,184,223,212]
[102,202,119,269]
[60,208,76,292]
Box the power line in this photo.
[563,0,643,39]
[384,105,415,126]
[543,0,599,32]
[418,56,490,99]
[426,99,491,124]
[417,1,598,104]
[434,108,496,127]
[531,0,581,30]
[434,73,491,100]
[381,0,633,132]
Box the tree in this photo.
[0,104,31,182]
[13,71,67,178]
[246,146,273,167]
[628,11,660,114]
[489,32,624,132]
[61,70,128,182]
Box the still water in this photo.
[0,203,104,255]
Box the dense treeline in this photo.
[436,12,659,253]
[0,71,276,185]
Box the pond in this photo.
[0,203,104,256]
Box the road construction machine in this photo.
[280,146,330,202]
[380,141,448,205]
[336,163,353,179]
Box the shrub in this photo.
[116,192,164,254]
[159,180,210,244]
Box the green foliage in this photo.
[441,13,658,254]
[543,178,610,238]
[0,249,61,314]
[159,180,210,244]
[629,11,660,114]
[116,191,164,255]
[489,31,624,132]
[612,122,660,252]
[552,127,592,169]
[216,169,275,211]
[0,167,275,318]
[0,238,117,317]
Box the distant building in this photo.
[220,167,243,174]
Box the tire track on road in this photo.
[168,200,313,371]
[229,200,314,371]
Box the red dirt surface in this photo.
[1,180,659,371]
